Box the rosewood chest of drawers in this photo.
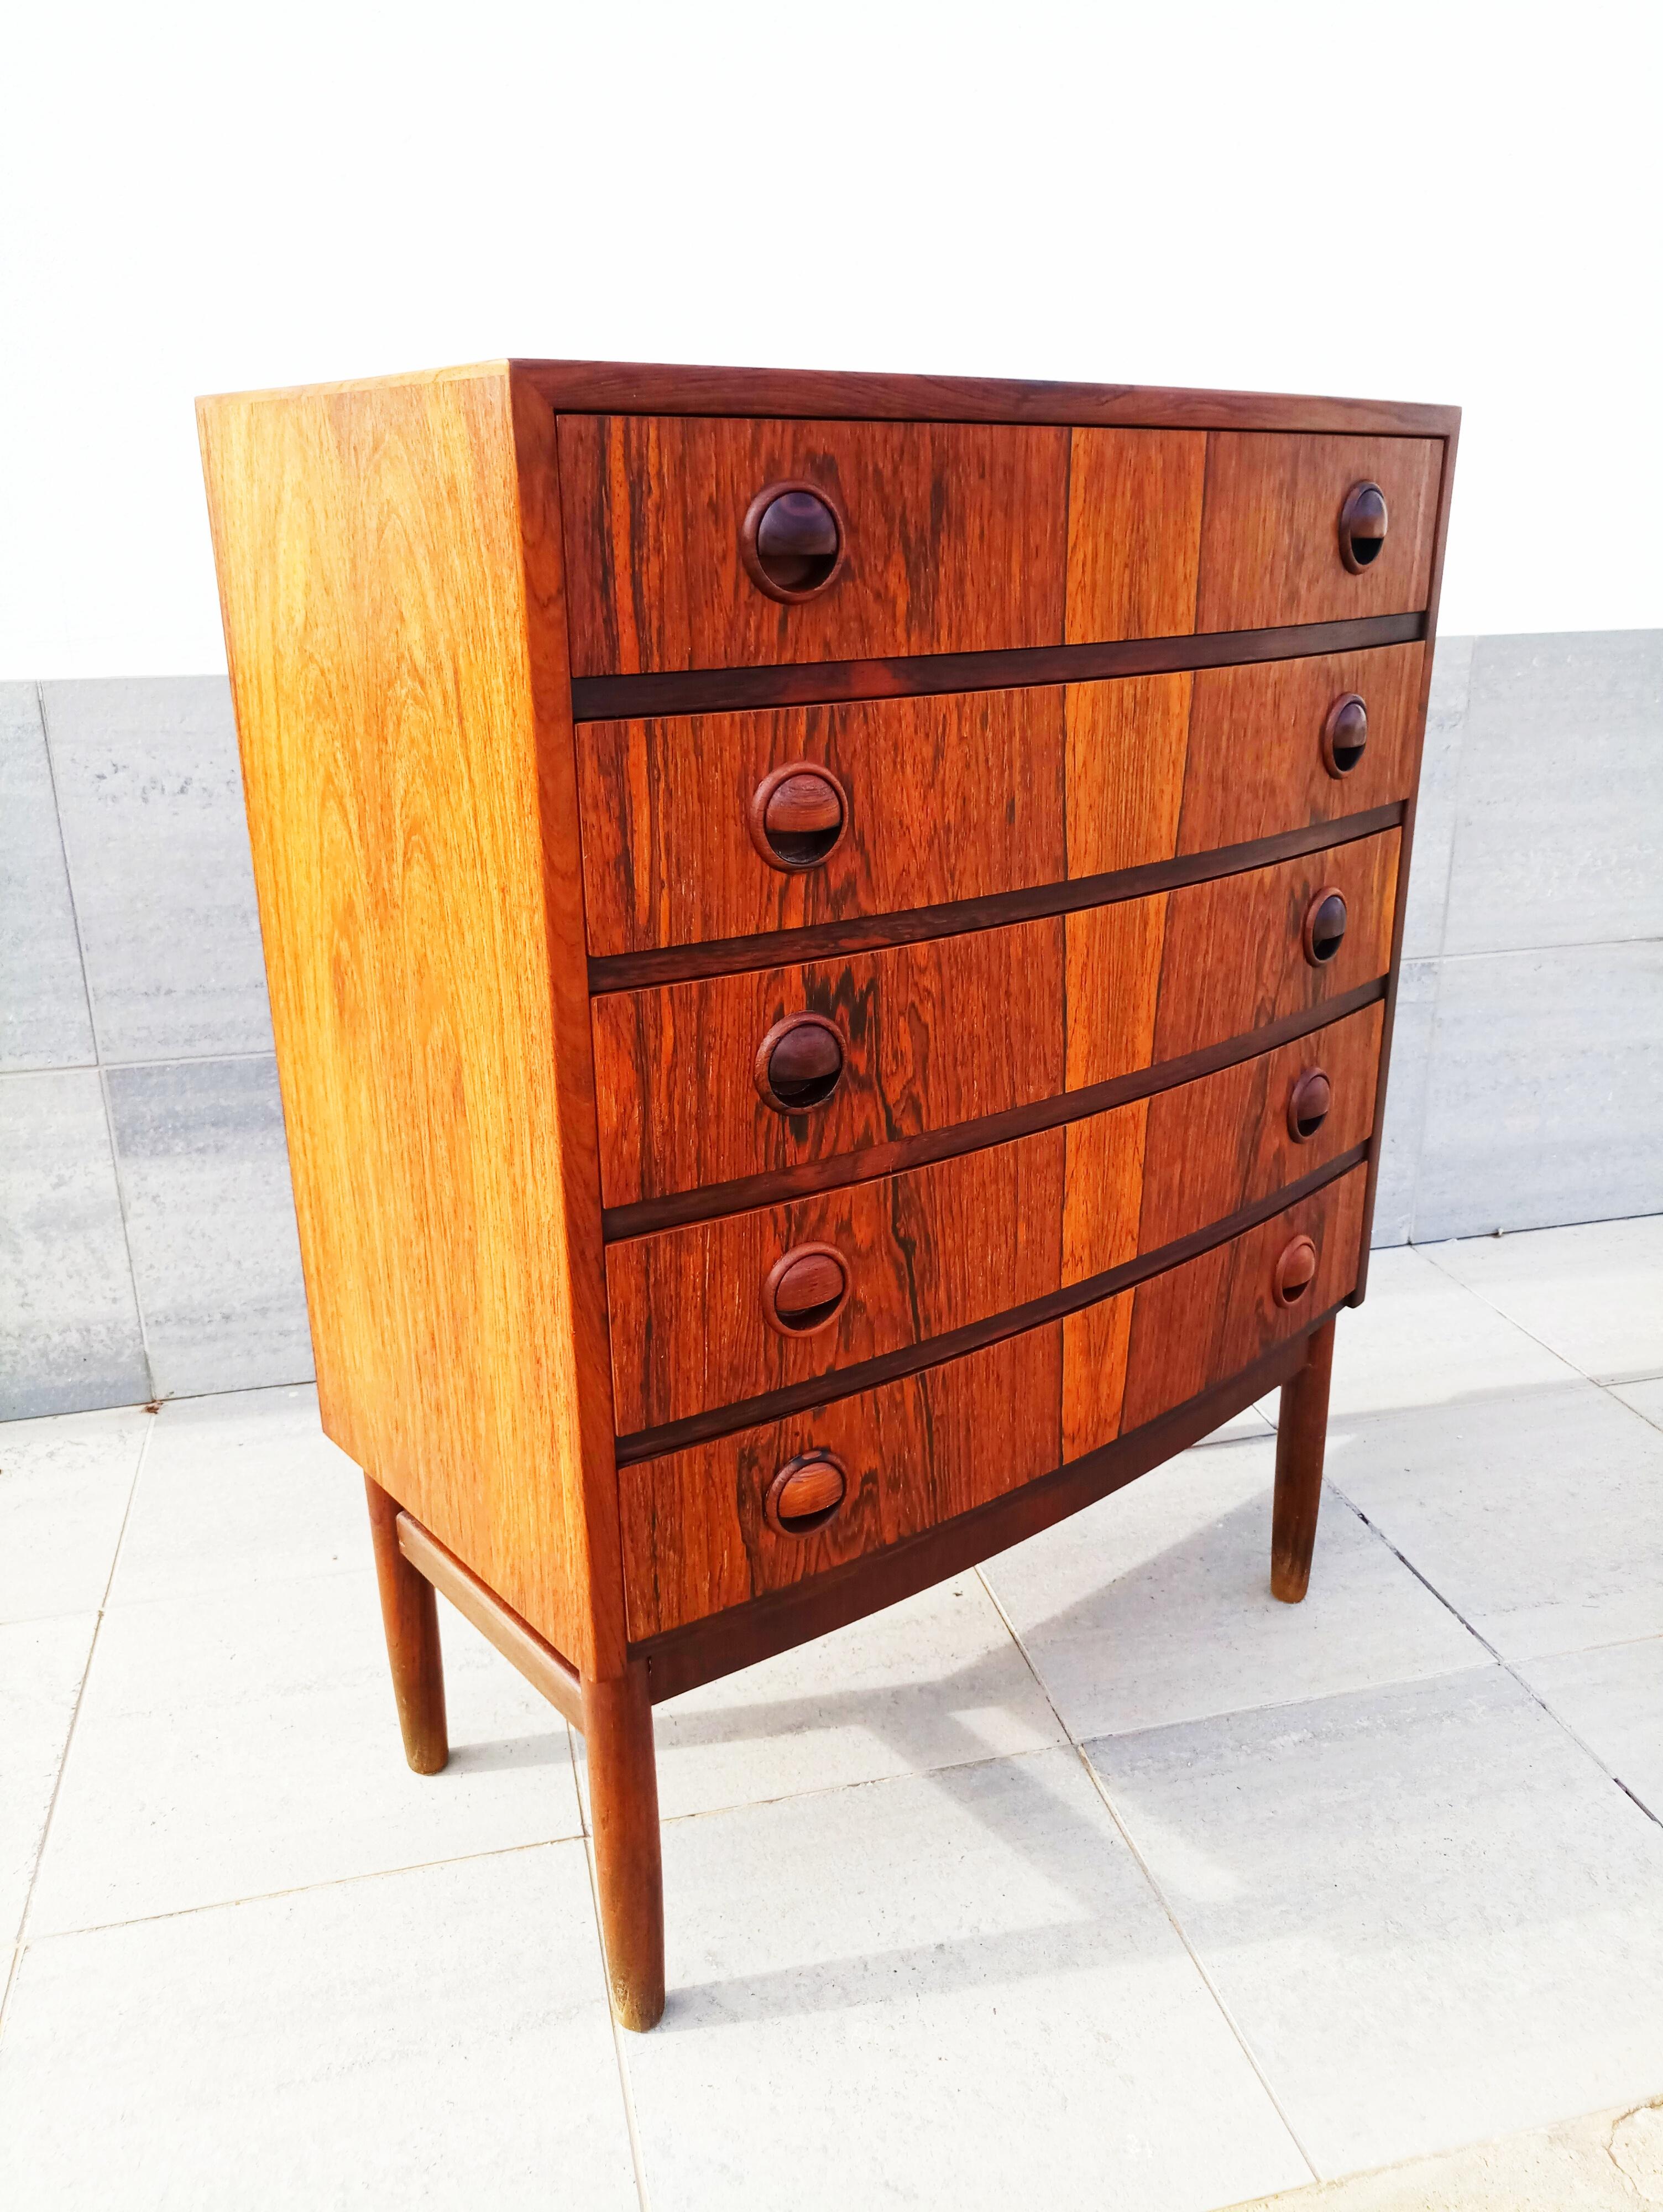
[198,360,1458,2030]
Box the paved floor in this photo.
[3,1215,1661,2211]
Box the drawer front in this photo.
[1196,433,1442,632]
[557,415,1069,677]
[577,686,1068,958]
[621,1326,1064,1640]
[1118,1165,1368,1432]
[592,917,1066,1209]
[1176,644,1425,854]
[610,1000,1381,1434]
[607,1125,1066,1435]
[620,1168,1365,1638]
[577,652,1416,960]
[597,834,1395,1208]
[1144,829,1399,1065]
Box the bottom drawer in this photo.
[620,1165,1368,1640]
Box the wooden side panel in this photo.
[557,415,1069,676]
[1064,672,1193,878]
[196,368,616,1671]
[1121,1167,1368,1430]
[606,1127,1065,1432]
[1137,1001,1384,1249]
[592,918,1066,1207]
[1196,434,1442,632]
[1178,643,1425,854]
[1064,429,1206,642]
[576,685,1067,957]
[620,1326,1063,1639]
[1150,831,1400,1062]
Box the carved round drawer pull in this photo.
[763,1244,850,1337]
[1303,887,1348,967]
[748,762,849,872]
[765,1450,848,1537]
[1321,693,1369,778]
[1287,1067,1332,1144]
[1274,1234,1320,1307]
[741,482,847,602]
[755,1012,846,1114]
[1338,481,1389,573]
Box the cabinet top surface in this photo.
[198,358,1460,438]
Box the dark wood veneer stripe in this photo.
[613,1146,1367,1466]
[515,359,1459,440]
[588,807,1405,993]
[632,1312,1339,1703]
[569,613,1426,723]
[601,981,1386,1243]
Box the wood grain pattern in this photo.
[1196,434,1443,632]
[1064,893,1169,1091]
[590,917,1065,1207]
[557,414,1069,677]
[1064,673,1193,878]
[1137,1001,1384,1248]
[396,1509,583,1729]
[366,1477,448,1773]
[620,1328,1063,1639]
[1271,1319,1336,1603]
[1178,643,1425,853]
[1150,831,1400,1062]
[576,685,1066,957]
[197,366,621,1673]
[1065,430,1206,641]
[606,1127,1065,1432]
[510,359,1458,438]
[1121,1166,1367,1430]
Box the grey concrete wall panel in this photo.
[41,677,274,1063]
[1,1071,149,1418]
[1,685,95,1072]
[1442,631,1663,957]
[1414,942,1663,1241]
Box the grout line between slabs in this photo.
[0,1406,155,2044]
[973,1563,1323,2189]
[1413,1239,1650,1396]
[1328,1485,1663,1830]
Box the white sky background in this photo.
[3,0,1659,676]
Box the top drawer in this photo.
[557,415,1069,676]
[1196,434,1443,632]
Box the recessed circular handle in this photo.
[765,1449,848,1536]
[741,482,847,602]
[1321,693,1369,778]
[1273,1233,1320,1307]
[747,762,849,872]
[755,1012,846,1114]
[1338,481,1389,573]
[762,1243,850,1337]
[1302,886,1348,967]
[1287,1067,1333,1144]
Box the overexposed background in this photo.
[3,0,1660,675]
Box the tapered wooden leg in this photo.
[584,1661,665,2032]
[1271,1318,1337,1604]
[364,1475,449,1773]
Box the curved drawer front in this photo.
[620,1167,1368,1640]
[593,830,1398,1209]
[1196,433,1442,631]
[606,1001,1383,1435]
[577,646,1421,959]
[557,414,1070,677]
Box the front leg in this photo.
[584,1660,665,2031]
[1270,1318,1337,1604]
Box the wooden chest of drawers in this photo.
[198,360,1457,2030]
